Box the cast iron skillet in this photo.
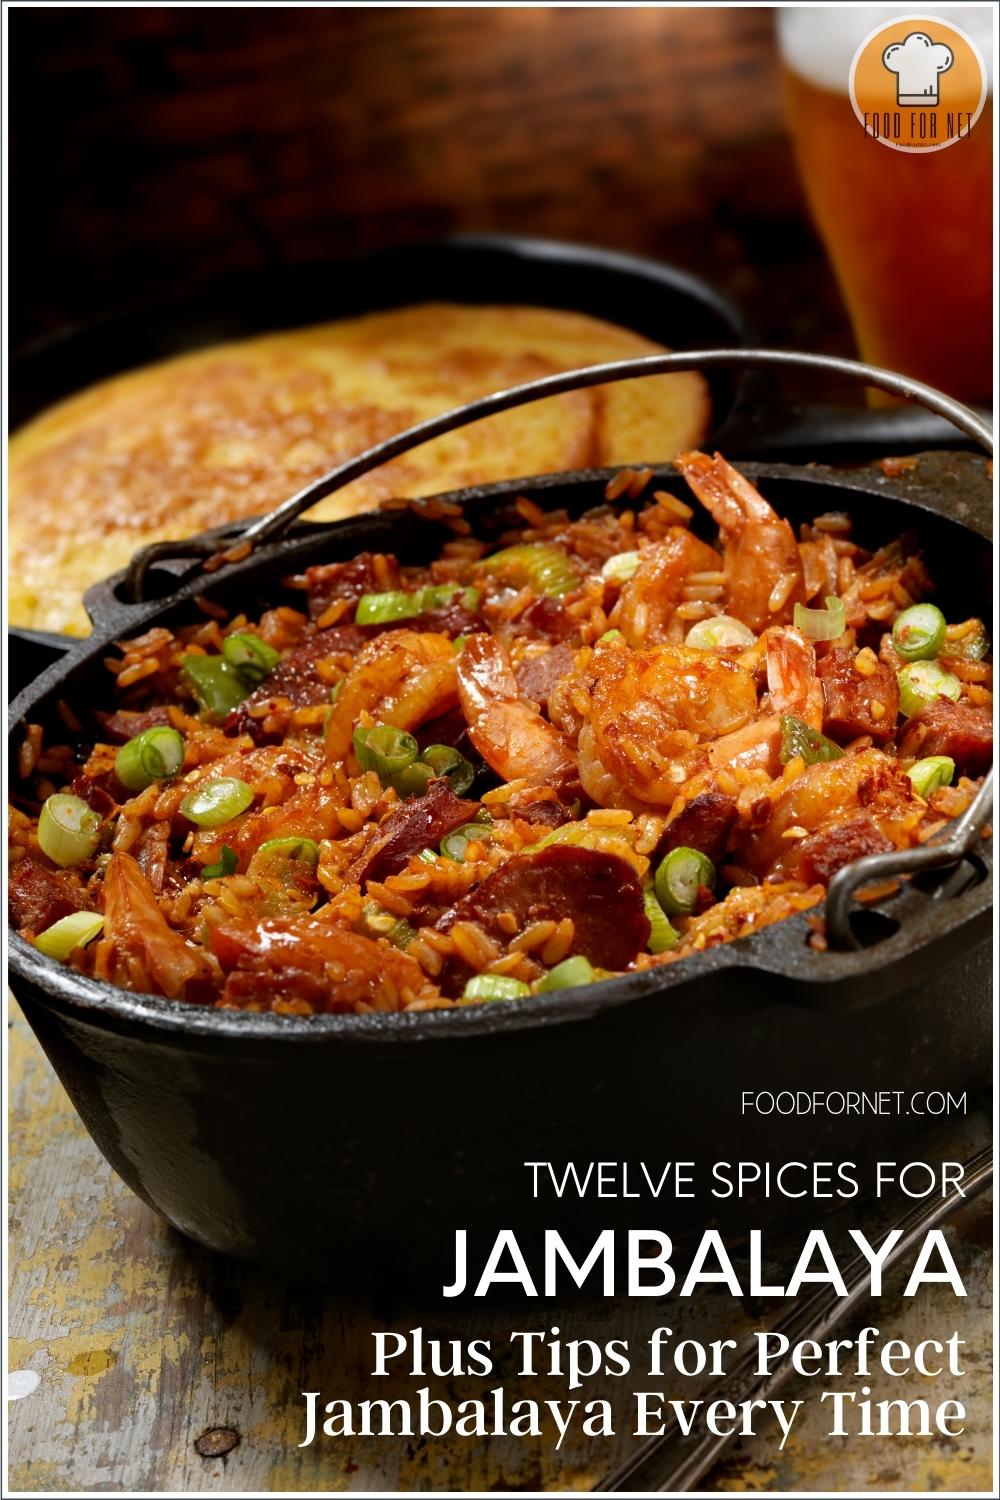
[6,352,993,1284]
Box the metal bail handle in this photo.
[123,347,993,600]
[121,347,993,950]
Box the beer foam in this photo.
[778,6,993,94]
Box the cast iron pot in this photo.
[7,354,993,1287]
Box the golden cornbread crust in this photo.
[8,303,709,634]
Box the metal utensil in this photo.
[595,1146,993,1493]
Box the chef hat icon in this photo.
[883,31,953,106]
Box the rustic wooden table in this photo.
[8,1002,993,1494]
[6,6,993,1493]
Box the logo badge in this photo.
[849,13,987,151]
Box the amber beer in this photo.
[778,8,992,404]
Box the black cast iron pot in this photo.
[7,353,993,1287]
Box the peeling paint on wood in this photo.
[8,1000,994,1493]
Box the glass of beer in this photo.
[778,7,993,404]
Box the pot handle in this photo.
[122,348,993,602]
[826,771,994,950]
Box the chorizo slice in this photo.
[304,552,401,620]
[350,779,481,886]
[791,817,894,885]
[515,643,577,713]
[8,858,87,935]
[226,625,367,739]
[897,698,992,777]
[817,647,899,744]
[440,844,649,971]
[654,789,737,866]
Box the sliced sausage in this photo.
[94,706,173,745]
[520,596,580,643]
[817,647,899,744]
[8,858,87,934]
[791,818,894,885]
[654,790,737,866]
[350,779,481,886]
[304,553,401,620]
[225,625,367,739]
[440,844,649,971]
[515,644,577,713]
[897,698,993,777]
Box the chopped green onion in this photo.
[440,822,494,862]
[532,820,634,857]
[179,777,254,828]
[355,590,421,625]
[482,543,581,598]
[942,618,989,662]
[34,910,104,959]
[354,584,479,626]
[598,629,625,644]
[354,724,419,780]
[421,584,480,612]
[453,635,469,654]
[643,886,680,954]
[601,551,641,583]
[462,974,531,1002]
[421,744,475,795]
[181,655,250,721]
[38,794,102,868]
[255,835,320,865]
[416,847,438,863]
[223,632,281,685]
[654,846,716,917]
[892,603,947,662]
[897,661,962,718]
[780,714,844,766]
[329,681,343,704]
[685,615,757,651]
[361,900,415,950]
[793,595,846,642]
[536,955,597,991]
[114,726,185,792]
[906,756,956,799]
[202,845,239,880]
[392,761,435,799]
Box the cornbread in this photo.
[9,303,710,633]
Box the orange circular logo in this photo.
[849,13,988,152]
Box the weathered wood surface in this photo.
[8,1000,993,1493]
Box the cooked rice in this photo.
[8,457,991,1017]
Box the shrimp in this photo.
[702,627,822,780]
[579,629,822,810]
[582,640,758,808]
[675,451,805,633]
[456,633,576,787]
[97,852,216,1000]
[325,629,458,762]
[613,528,723,646]
[734,747,921,879]
[764,625,824,725]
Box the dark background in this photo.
[8,5,850,355]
